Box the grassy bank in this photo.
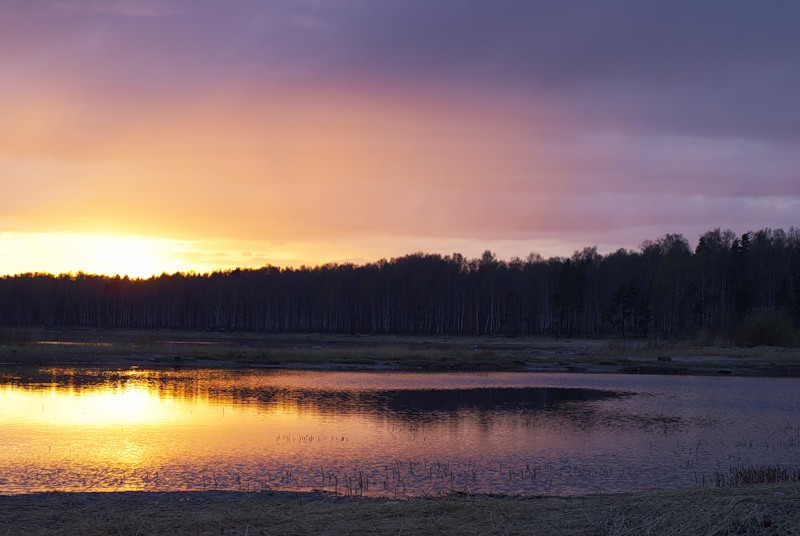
[1,484,798,535]
[2,327,800,376]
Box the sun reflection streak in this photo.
[0,384,183,426]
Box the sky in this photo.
[1,0,799,277]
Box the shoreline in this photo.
[2,327,800,377]
[2,485,798,535]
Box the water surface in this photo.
[1,367,798,496]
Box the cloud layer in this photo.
[1,0,798,274]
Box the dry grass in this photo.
[715,466,800,487]
[2,327,800,376]
[1,485,799,535]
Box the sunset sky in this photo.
[2,0,799,277]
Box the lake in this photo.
[1,367,798,496]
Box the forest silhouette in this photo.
[2,228,799,345]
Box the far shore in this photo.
[2,327,800,377]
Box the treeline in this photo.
[2,228,800,344]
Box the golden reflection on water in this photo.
[1,368,589,495]
[1,385,184,426]
[9,367,789,496]
[0,369,316,493]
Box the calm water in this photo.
[1,367,798,496]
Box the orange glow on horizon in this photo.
[0,88,579,278]
[0,231,374,277]
[0,84,569,279]
[0,232,200,278]
[0,230,593,278]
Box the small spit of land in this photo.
[1,326,800,377]
[1,485,799,535]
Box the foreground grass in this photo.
[2,327,800,376]
[1,485,799,535]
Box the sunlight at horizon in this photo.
[0,232,356,278]
[0,233,203,278]
[0,231,603,278]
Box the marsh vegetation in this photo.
[3,327,800,378]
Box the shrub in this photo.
[735,309,799,347]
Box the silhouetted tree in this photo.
[1,227,797,342]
